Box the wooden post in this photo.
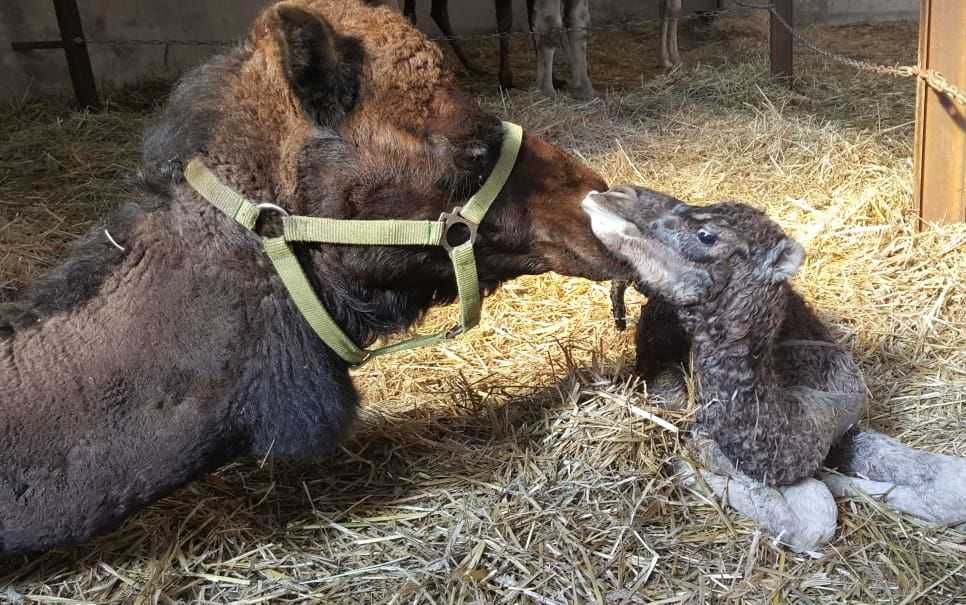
[53,0,100,110]
[913,0,966,226]
[769,0,793,80]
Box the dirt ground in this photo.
[2,18,965,605]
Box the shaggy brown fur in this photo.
[0,0,626,556]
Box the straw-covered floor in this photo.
[2,19,965,605]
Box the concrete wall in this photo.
[1,1,264,101]
[791,0,918,25]
[827,0,918,24]
[0,0,917,103]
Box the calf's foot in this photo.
[674,458,837,554]
[822,429,966,526]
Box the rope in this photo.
[758,2,966,106]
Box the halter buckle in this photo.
[438,207,479,252]
[256,202,290,217]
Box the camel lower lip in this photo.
[580,197,613,221]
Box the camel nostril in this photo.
[609,186,636,200]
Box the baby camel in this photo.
[584,186,966,553]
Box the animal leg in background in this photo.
[531,0,564,96]
[609,280,630,331]
[632,294,690,384]
[659,0,682,68]
[563,0,595,99]
[497,0,574,93]
[822,429,966,526]
[402,0,484,75]
[496,0,515,89]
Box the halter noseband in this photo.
[184,121,524,365]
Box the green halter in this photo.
[184,121,524,366]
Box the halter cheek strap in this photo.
[184,121,524,366]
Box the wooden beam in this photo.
[52,0,100,110]
[11,40,65,51]
[913,0,966,226]
[769,0,793,80]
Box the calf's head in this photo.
[144,0,624,308]
[582,186,804,313]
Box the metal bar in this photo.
[769,0,793,80]
[52,0,100,110]
[11,40,65,51]
[913,0,966,226]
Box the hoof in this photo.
[823,430,966,526]
[499,73,515,90]
[674,459,837,554]
[569,86,598,101]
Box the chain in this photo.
[917,70,966,107]
[763,3,966,106]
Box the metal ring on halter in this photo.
[438,206,479,252]
[256,202,290,217]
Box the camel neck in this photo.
[681,286,787,414]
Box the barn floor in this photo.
[3,19,966,605]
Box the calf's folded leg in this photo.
[822,429,966,526]
[674,437,838,554]
[674,458,837,554]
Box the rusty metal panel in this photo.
[52,0,99,110]
[913,0,966,226]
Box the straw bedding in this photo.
[1,21,964,605]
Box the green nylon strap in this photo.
[184,159,261,230]
[278,121,524,248]
[283,215,444,247]
[450,241,481,329]
[262,236,458,364]
[263,237,368,365]
[461,121,524,224]
[184,121,524,366]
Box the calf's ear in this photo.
[273,4,360,127]
[765,237,805,282]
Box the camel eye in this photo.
[697,229,718,246]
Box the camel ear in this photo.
[765,237,805,282]
[274,4,360,126]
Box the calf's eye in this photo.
[697,229,718,245]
